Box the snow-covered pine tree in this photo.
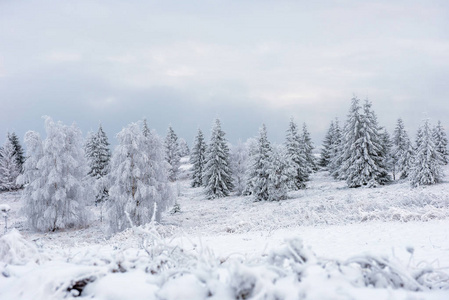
[410,119,443,187]
[267,146,295,201]
[243,137,258,195]
[415,127,423,150]
[86,124,111,204]
[190,129,207,188]
[203,119,233,199]
[248,124,272,201]
[84,130,95,166]
[285,119,309,189]
[338,97,363,182]
[328,118,343,179]
[378,128,393,184]
[392,118,414,180]
[0,138,21,191]
[432,120,448,165]
[17,117,91,232]
[319,121,334,168]
[340,98,389,187]
[165,126,181,182]
[7,132,25,172]
[301,123,318,172]
[179,138,190,157]
[230,141,249,196]
[107,121,173,233]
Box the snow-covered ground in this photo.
[1,162,449,299]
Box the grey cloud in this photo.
[1,0,448,147]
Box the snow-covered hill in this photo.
[1,165,449,299]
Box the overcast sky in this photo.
[0,0,448,147]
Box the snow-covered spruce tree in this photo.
[230,141,249,196]
[340,98,389,187]
[285,119,309,189]
[85,124,111,204]
[248,124,272,201]
[202,119,233,199]
[319,121,334,168]
[410,119,443,187]
[378,128,393,184]
[179,138,190,157]
[190,129,207,188]
[165,126,181,182]
[7,132,25,172]
[433,120,448,165]
[17,117,91,232]
[242,137,258,195]
[301,123,318,172]
[328,118,343,179]
[267,146,295,201]
[107,121,173,233]
[338,97,363,182]
[0,138,21,191]
[415,127,423,150]
[392,118,414,180]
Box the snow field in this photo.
[1,165,449,299]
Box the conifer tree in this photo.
[243,138,258,195]
[7,132,25,172]
[319,121,334,168]
[248,124,272,201]
[410,119,443,187]
[301,123,317,172]
[328,118,343,179]
[0,138,21,191]
[285,119,309,189]
[230,141,249,196]
[18,117,91,232]
[432,120,448,165]
[340,98,389,187]
[179,138,190,157]
[86,124,111,204]
[165,126,181,182]
[267,146,295,201]
[203,119,233,199]
[338,97,363,182]
[107,121,173,233]
[392,118,414,179]
[378,128,393,184]
[190,129,207,188]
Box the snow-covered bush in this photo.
[0,229,38,265]
[1,231,448,299]
[18,117,92,232]
[0,204,10,234]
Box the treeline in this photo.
[0,96,447,233]
[319,97,447,187]
[190,96,448,200]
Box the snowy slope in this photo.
[0,163,449,299]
